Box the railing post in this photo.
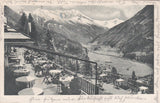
[95,63,99,94]
[65,57,67,68]
[91,64,93,78]
[58,55,61,65]
[76,60,79,74]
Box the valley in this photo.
[83,43,153,77]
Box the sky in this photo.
[8,5,145,21]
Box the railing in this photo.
[79,77,96,95]
[16,45,99,94]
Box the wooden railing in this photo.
[55,64,98,95]
[79,77,96,95]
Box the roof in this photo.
[4,25,30,40]
[4,32,30,39]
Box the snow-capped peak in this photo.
[30,8,123,28]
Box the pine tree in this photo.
[111,67,118,84]
[132,71,136,80]
[131,71,137,87]
[18,12,27,32]
[28,13,33,22]
[45,30,53,50]
[24,19,29,34]
[111,67,117,74]
[30,21,37,39]
[83,56,92,76]
[28,13,38,42]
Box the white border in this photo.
[0,0,160,103]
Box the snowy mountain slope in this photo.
[26,9,108,43]
[31,8,123,28]
[22,8,124,43]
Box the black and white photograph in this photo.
[4,4,154,95]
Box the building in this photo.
[4,24,34,67]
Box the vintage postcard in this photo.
[0,0,160,103]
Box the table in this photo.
[102,69,111,74]
[49,70,62,76]
[16,76,35,88]
[18,87,43,95]
[115,78,125,88]
[116,78,124,82]
[14,69,30,77]
[12,64,24,69]
[8,55,16,58]
[10,58,20,63]
[10,58,20,61]
[139,86,148,90]
[136,80,143,83]
[8,64,23,72]
[99,73,107,77]
[59,76,74,87]
[38,60,47,64]
[12,64,23,67]
[139,86,148,94]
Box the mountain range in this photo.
[23,8,124,43]
[30,8,123,28]
[92,5,154,65]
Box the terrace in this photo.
[4,25,153,95]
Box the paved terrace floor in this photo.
[26,64,59,95]
[5,47,59,95]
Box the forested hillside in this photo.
[93,5,154,66]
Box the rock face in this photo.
[93,5,154,65]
